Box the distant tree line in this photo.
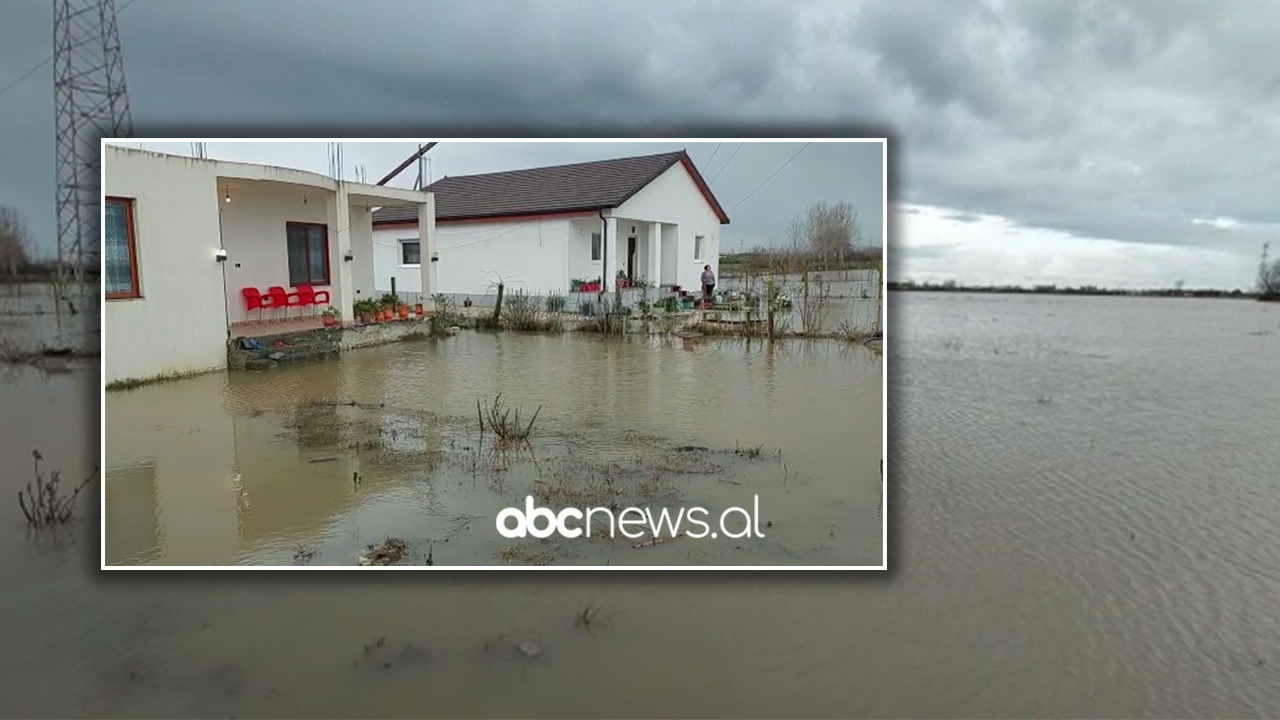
[0,205,95,283]
[888,278,1259,299]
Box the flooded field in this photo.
[104,331,884,567]
[5,284,1280,717]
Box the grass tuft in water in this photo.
[18,449,97,528]
[477,393,541,445]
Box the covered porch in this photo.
[568,214,684,294]
[218,174,434,335]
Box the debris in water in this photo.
[292,544,316,564]
[631,532,686,549]
[673,445,709,452]
[360,538,408,566]
[517,640,543,658]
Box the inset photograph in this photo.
[101,139,886,569]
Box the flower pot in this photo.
[359,313,373,324]
[398,306,410,320]
[414,303,424,317]
[322,315,336,328]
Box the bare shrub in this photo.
[477,393,541,445]
[18,450,97,527]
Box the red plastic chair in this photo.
[295,284,331,314]
[241,287,272,323]
[266,286,302,322]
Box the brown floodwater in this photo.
[103,331,884,567]
[4,285,1280,718]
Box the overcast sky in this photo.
[2,0,1277,289]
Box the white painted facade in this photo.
[102,145,433,386]
[371,160,724,297]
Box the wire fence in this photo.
[376,267,883,337]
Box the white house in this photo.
[102,145,435,386]
[369,150,730,298]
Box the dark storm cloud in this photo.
[1,0,1275,281]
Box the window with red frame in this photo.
[105,197,140,299]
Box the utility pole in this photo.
[1260,242,1272,294]
[378,142,437,187]
[55,0,133,299]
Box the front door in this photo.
[627,237,637,281]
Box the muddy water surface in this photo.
[5,287,1280,718]
[104,332,883,567]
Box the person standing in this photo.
[701,264,716,306]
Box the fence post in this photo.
[766,278,776,341]
[491,282,505,328]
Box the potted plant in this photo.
[354,300,374,324]
[397,301,410,320]
[379,293,399,322]
[320,305,340,328]
[413,301,425,317]
[616,270,630,290]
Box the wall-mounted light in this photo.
[431,252,439,263]
[215,249,228,262]
[344,250,354,262]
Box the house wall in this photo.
[103,148,229,385]
[371,227,423,298]
[613,162,723,291]
[661,225,680,287]
[372,217,574,296]
[219,183,331,325]
[347,206,379,306]
[568,217,605,285]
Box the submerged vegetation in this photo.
[252,392,799,567]
[17,449,98,528]
[477,393,541,446]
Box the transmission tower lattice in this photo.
[54,0,133,295]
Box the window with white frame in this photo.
[400,239,421,266]
[694,235,705,261]
[591,232,602,261]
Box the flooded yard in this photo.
[104,331,884,567]
[719,268,882,336]
[7,283,1280,717]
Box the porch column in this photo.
[603,215,618,292]
[333,187,354,323]
[649,221,662,288]
[418,194,437,300]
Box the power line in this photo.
[702,142,723,171]
[728,142,811,212]
[0,0,141,103]
[708,142,743,185]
